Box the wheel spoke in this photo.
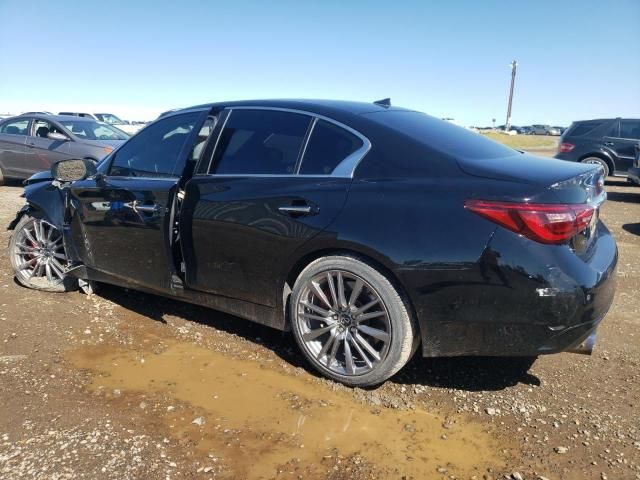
[337,272,347,309]
[356,310,386,322]
[45,262,54,283]
[327,332,341,367]
[50,257,66,273]
[18,257,38,271]
[52,252,67,260]
[350,336,372,369]
[23,227,38,246]
[326,273,339,309]
[49,260,65,280]
[302,324,335,342]
[300,300,332,317]
[357,324,390,342]
[347,278,363,308]
[26,259,42,279]
[354,332,381,361]
[300,312,333,323]
[344,335,355,374]
[311,281,333,309]
[317,329,337,360]
[353,299,379,316]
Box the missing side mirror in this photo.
[51,158,97,183]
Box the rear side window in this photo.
[211,109,311,175]
[620,120,640,140]
[568,120,607,137]
[299,120,363,175]
[365,110,517,160]
[109,112,199,178]
[1,119,30,135]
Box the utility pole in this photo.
[505,60,518,131]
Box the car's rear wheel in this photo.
[581,156,610,177]
[290,255,417,387]
[9,213,77,292]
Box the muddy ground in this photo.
[0,175,639,480]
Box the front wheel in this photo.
[9,213,77,292]
[290,255,418,387]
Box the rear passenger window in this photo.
[211,110,310,175]
[299,120,363,175]
[1,119,30,135]
[620,120,640,140]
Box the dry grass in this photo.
[482,132,558,150]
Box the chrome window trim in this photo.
[295,117,317,174]
[199,106,371,178]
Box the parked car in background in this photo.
[530,124,561,136]
[0,114,128,184]
[22,111,54,116]
[94,113,144,135]
[628,143,640,185]
[553,126,566,135]
[58,112,98,120]
[555,118,640,177]
[7,99,616,387]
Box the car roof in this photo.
[13,114,97,122]
[166,99,413,121]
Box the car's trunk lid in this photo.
[457,152,597,187]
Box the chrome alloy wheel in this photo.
[12,218,68,287]
[296,270,392,376]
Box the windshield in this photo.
[98,114,125,124]
[60,120,129,141]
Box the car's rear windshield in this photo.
[363,110,518,160]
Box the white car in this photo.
[93,113,145,135]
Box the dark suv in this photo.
[555,118,640,177]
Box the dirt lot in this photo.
[1,175,639,480]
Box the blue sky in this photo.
[0,0,638,125]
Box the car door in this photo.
[26,118,73,174]
[606,119,640,173]
[67,110,207,291]
[0,117,30,178]
[180,108,369,308]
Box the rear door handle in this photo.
[278,204,318,216]
[604,141,615,146]
[27,142,35,148]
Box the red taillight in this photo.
[465,200,595,244]
[558,142,575,153]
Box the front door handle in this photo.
[604,141,615,146]
[278,204,319,216]
[126,201,164,215]
[27,142,35,148]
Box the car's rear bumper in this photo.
[411,221,617,357]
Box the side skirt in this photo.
[68,266,286,331]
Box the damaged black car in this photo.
[7,100,617,386]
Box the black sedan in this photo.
[7,100,617,387]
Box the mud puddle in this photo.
[67,335,504,479]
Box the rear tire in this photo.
[581,156,610,177]
[290,255,418,387]
[9,212,77,292]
